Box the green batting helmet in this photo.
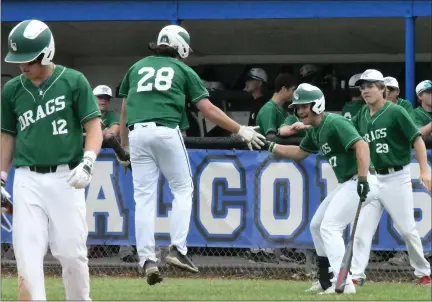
[288,83,325,114]
[5,20,55,65]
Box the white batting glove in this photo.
[237,125,266,151]
[67,151,97,189]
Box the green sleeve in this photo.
[256,106,278,135]
[74,74,102,125]
[118,68,131,98]
[106,111,120,128]
[351,110,360,130]
[280,115,299,127]
[179,111,189,130]
[401,99,414,114]
[332,117,362,150]
[185,68,209,104]
[395,106,421,143]
[1,83,17,135]
[299,131,319,154]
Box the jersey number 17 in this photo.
[137,67,175,92]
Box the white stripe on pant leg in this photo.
[378,167,431,278]
[154,128,194,256]
[129,128,160,266]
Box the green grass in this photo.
[1,276,431,300]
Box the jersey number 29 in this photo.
[137,67,174,92]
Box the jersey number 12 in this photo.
[52,119,68,135]
[137,67,175,92]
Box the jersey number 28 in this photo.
[137,67,174,92]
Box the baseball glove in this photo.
[103,134,132,171]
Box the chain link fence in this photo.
[2,243,430,282]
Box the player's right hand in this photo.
[357,176,370,201]
[67,151,97,189]
[237,126,266,151]
[420,171,431,192]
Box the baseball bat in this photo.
[335,197,364,294]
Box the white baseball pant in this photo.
[310,172,379,285]
[129,122,193,268]
[12,166,90,301]
[351,165,431,280]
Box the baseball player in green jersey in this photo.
[263,83,379,295]
[350,69,431,286]
[383,76,414,114]
[117,24,265,285]
[342,73,366,119]
[256,73,296,137]
[93,85,120,137]
[0,20,103,300]
[278,114,310,137]
[412,80,432,136]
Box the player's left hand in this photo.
[292,122,306,131]
[237,125,266,151]
[357,176,370,200]
[67,151,97,189]
[420,172,431,192]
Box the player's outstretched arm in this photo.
[119,98,129,148]
[413,136,431,192]
[419,123,432,137]
[195,99,265,150]
[264,141,310,161]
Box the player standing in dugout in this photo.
[342,73,366,120]
[383,76,414,114]
[1,20,103,300]
[117,24,266,286]
[411,80,432,136]
[262,83,378,295]
[349,69,431,286]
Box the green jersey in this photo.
[342,101,366,120]
[410,106,432,128]
[118,55,209,129]
[101,110,120,130]
[256,100,288,135]
[1,65,101,167]
[300,113,362,183]
[279,114,306,137]
[351,101,421,170]
[394,98,414,114]
[179,111,189,131]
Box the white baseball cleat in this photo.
[318,283,356,295]
[305,281,324,293]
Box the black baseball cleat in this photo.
[165,245,199,273]
[143,260,163,286]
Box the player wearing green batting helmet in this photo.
[5,19,55,65]
[288,83,325,125]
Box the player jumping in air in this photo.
[350,69,431,286]
[263,83,379,294]
[0,20,103,300]
[117,24,266,286]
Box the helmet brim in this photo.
[4,50,42,64]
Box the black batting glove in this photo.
[357,176,370,201]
